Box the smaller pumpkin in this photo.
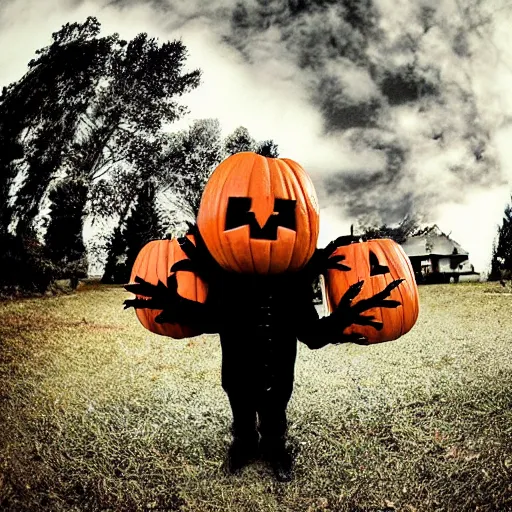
[127,236,208,339]
[325,238,419,343]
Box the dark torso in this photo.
[206,271,318,393]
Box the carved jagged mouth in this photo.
[224,197,296,240]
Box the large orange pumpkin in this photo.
[325,239,419,343]
[128,236,207,338]
[197,152,320,274]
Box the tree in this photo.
[68,30,202,207]
[2,16,201,237]
[358,215,420,244]
[0,102,24,236]
[254,139,279,158]
[102,182,161,284]
[224,126,255,156]
[223,125,279,158]
[489,198,512,281]
[0,17,202,291]
[44,178,89,285]
[161,119,223,222]
[0,232,56,295]
[3,17,116,237]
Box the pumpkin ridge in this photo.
[387,241,409,335]
[281,162,304,268]
[269,158,295,273]
[142,242,157,332]
[245,155,261,274]
[159,240,172,336]
[217,160,243,272]
[289,159,318,267]
[376,241,402,339]
[259,158,273,275]
[392,241,419,325]
[279,159,303,270]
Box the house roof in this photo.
[400,226,469,258]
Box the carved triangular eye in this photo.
[369,250,390,276]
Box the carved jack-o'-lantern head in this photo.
[325,238,419,343]
[197,152,320,274]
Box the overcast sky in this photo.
[1,0,512,273]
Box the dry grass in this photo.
[0,281,511,511]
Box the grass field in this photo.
[0,282,511,511]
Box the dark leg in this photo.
[220,333,260,473]
[257,335,297,482]
[257,383,292,440]
[223,390,259,473]
[226,393,258,440]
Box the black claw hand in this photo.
[177,235,198,261]
[332,278,404,338]
[124,274,181,312]
[170,259,196,273]
[324,234,359,255]
[337,280,364,309]
[124,272,208,327]
[352,279,404,315]
[125,276,173,302]
[175,229,223,282]
[326,254,351,272]
[302,234,357,279]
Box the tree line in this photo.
[0,17,278,294]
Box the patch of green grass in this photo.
[0,282,511,511]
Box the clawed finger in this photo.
[329,255,347,264]
[328,261,352,272]
[349,280,364,294]
[378,299,402,308]
[327,255,351,272]
[354,315,383,330]
[352,279,404,313]
[177,236,197,260]
[385,278,405,293]
[338,280,364,308]
[371,278,404,301]
[166,273,179,292]
[171,259,196,273]
[124,277,162,297]
[345,333,369,345]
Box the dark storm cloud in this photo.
[208,0,509,230]
[224,0,384,132]
[319,132,412,223]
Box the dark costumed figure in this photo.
[124,152,420,482]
